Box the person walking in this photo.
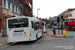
[53,26,56,35]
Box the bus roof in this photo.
[7,16,40,22]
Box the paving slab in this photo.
[47,29,73,38]
[0,37,7,47]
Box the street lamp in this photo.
[37,8,40,18]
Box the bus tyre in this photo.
[73,29,75,31]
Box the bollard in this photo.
[63,30,66,37]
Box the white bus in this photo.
[7,17,43,43]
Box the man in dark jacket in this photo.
[53,26,56,35]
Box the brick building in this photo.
[17,0,33,17]
[55,8,75,19]
[0,0,33,37]
[51,8,75,22]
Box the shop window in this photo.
[18,8,21,14]
[16,7,17,13]
[12,5,14,12]
[8,2,10,9]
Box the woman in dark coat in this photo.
[53,26,56,35]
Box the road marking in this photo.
[0,42,17,48]
[56,38,63,39]
[73,37,75,39]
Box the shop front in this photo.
[0,9,21,37]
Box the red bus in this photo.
[65,18,75,31]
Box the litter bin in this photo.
[2,29,7,37]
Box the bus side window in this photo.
[39,23,43,29]
[33,22,40,30]
[31,21,34,28]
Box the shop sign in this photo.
[3,10,20,17]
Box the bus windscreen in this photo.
[8,18,28,28]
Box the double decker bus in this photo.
[7,16,44,43]
[65,18,75,31]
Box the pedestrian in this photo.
[53,26,56,35]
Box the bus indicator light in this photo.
[29,38,31,40]
[24,32,27,37]
[20,25,23,27]
[7,35,9,38]
[30,33,31,36]
[27,25,28,26]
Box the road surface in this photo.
[56,30,75,37]
[0,33,75,50]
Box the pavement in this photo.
[47,29,73,38]
[0,29,73,47]
[0,37,7,47]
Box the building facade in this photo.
[51,8,75,22]
[55,8,75,19]
[0,0,33,37]
[17,0,33,17]
[49,8,75,26]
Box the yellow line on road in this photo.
[0,42,17,48]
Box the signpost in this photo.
[57,17,60,34]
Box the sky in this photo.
[33,0,75,19]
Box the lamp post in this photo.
[37,8,40,18]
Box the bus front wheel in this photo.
[73,28,75,31]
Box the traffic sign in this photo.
[53,18,57,22]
